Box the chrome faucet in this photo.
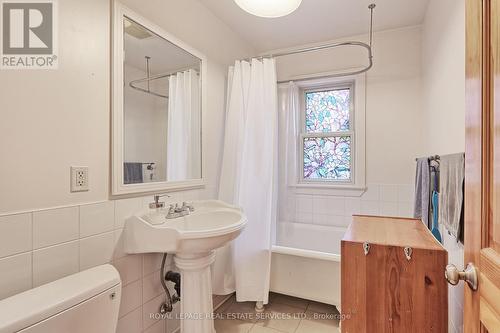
[166,201,195,219]
[181,201,195,213]
[149,194,171,209]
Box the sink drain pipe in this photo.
[159,253,180,314]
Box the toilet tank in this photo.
[0,264,121,333]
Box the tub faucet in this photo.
[149,194,171,209]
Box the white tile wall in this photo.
[0,252,32,299]
[115,198,143,229]
[281,183,415,230]
[379,184,398,202]
[166,303,181,333]
[397,184,415,202]
[113,228,127,260]
[116,307,143,333]
[79,231,114,270]
[120,279,143,318]
[114,254,143,286]
[380,201,398,216]
[143,294,165,330]
[145,321,166,333]
[295,212,313,224]
[296,195,313,213]
[397,202,413,217]
[360,200,380,215]
[143,253,164,276]
[344,198,361,216]
[361,184,380,201]
[311,196,328,215]
[0,213,32,258]
[0,194,187,333]
[143,271,164,302]
[33,240,79,287]
[80,201,114,237]
[33,207,79,249]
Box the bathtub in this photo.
[270,222,344,306]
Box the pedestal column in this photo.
[174,251,216,333]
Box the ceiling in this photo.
[199,0,430,52]
[124,20,200,74]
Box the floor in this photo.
[213,292,340,333]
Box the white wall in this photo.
[0,0,111,213]
[422,0,465,155]
[0,0,254,214]
[275,27,422,244]
[0,1,253,332]
[275,26,423,185]
[422,1,465,333]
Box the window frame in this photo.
[293,74,366,196]
[299,82,355,185]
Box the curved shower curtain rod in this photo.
[242,3,376,83]
[128,56,200,99]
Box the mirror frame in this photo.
[112,2,206,196]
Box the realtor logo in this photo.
[1,0,58,69]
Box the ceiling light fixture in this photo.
[234,0,303,18]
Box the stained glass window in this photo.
[303,136,351,180]
[302,87,352,182]
[305,89,350,133]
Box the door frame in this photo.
[465,0,500,331]
[464,0,486,330]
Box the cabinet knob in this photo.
[445,262,478,291]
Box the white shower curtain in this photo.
[277,82,300,224]
[213,59,278,303]
[167,69,200,181]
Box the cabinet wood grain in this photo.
[341,215,448,332]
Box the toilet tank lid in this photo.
[0,264,121,333]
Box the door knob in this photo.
[445,262,478,291]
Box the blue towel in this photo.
[431,191,442,243]
[124,162,143,184]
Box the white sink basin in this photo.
[124,199,246,333]
[124,200,247,254]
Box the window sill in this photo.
[290,183,367,197]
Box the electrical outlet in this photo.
[71,166,89,192]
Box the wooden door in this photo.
[465,0,500,331]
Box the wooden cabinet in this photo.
[341,215,448,332]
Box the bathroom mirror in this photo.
[112,3,205,195]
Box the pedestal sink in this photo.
[124,200,247,333]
